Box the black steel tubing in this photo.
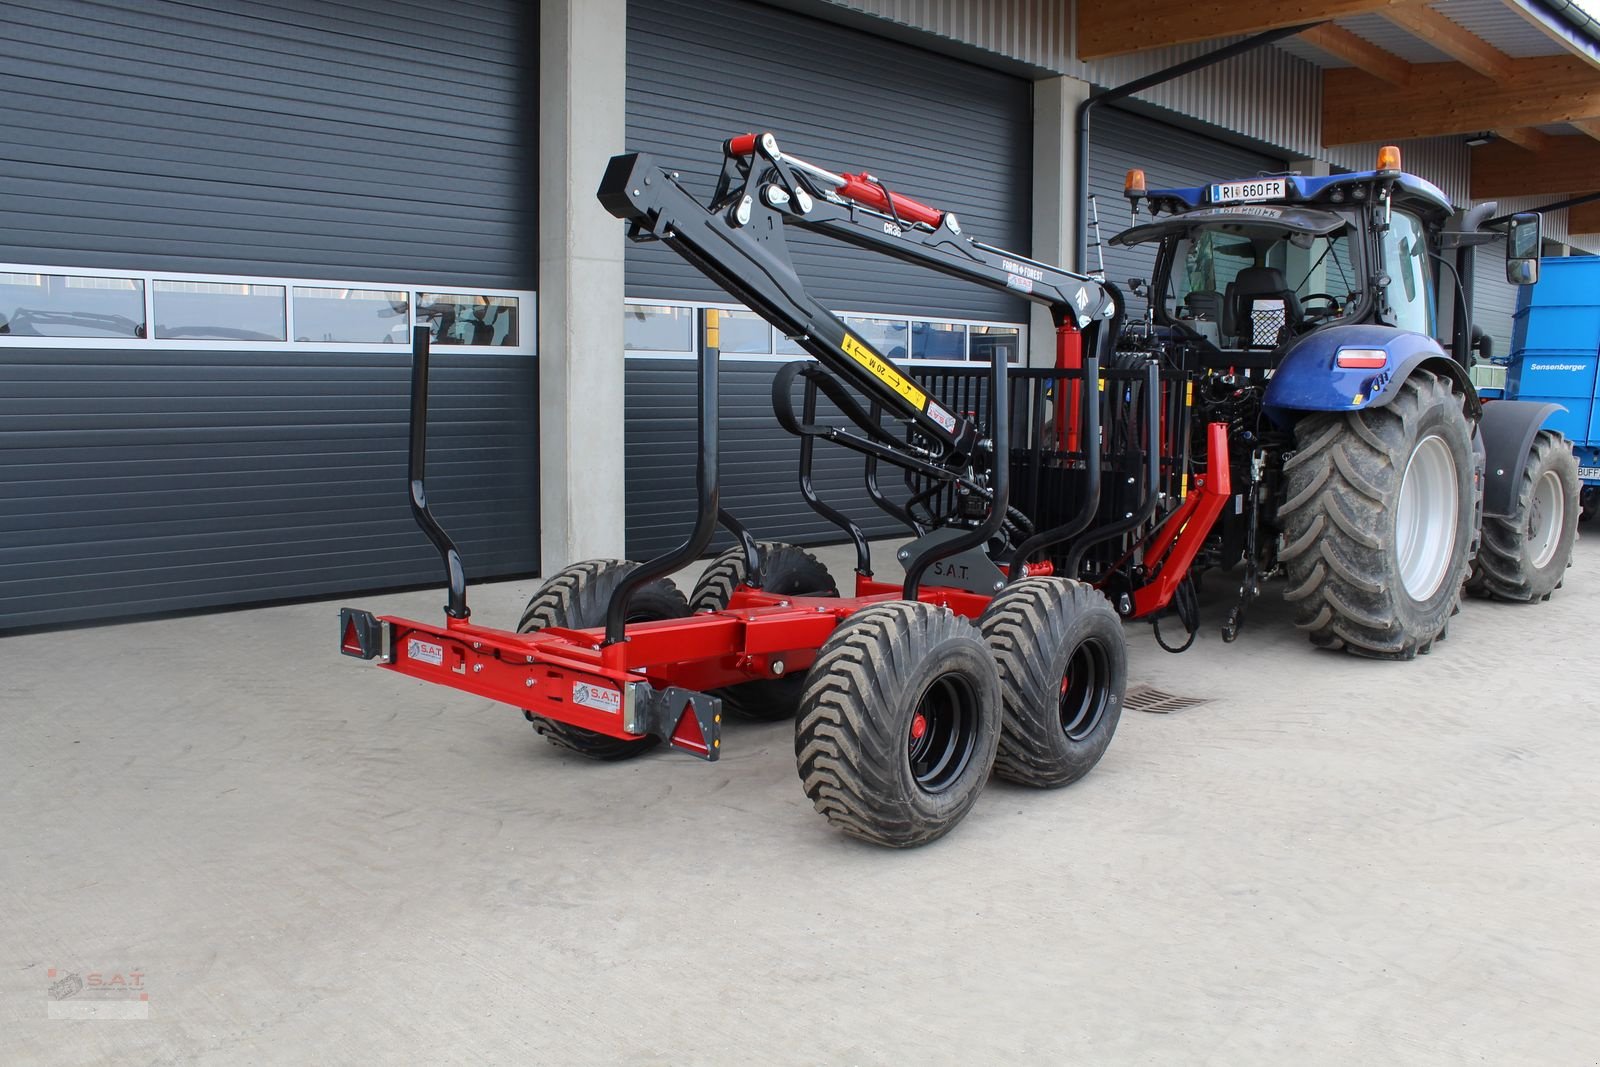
[604,309,722,644]
[406,325,469,619]
[794,375,873,575]
[902,350,1009,599]
[1063,361,1164,576]
[1006,321,1113,576]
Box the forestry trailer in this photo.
[337,134,1578,847]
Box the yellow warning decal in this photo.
[843,333,925,410]
[705,308,720,350]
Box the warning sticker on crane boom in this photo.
[842,333,926,411]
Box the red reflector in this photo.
[669,705,710,757]
[1336,350,1387,369]
[341,616,363,654]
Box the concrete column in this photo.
[1029,75,1093,367]
[538,0,628,574]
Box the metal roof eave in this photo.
[1509,0,1600,66]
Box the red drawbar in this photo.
[1127,422,1232,618]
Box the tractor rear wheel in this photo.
[517,559,690,760]
[1279,369,1475,659]
[980,578,1126,789]
[1467,430,1580,602]
[689,542,838,720]
[794,601,1000,848]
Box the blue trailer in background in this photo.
[1490,256,1600,522]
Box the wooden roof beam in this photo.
[1572,118,1600,143]
[1493,127,1558,153]
[1379,5,1515,80]
[1300,23,1412,85]
[1471,136,1600,197]
[1569,199,1600,233]
[1076,0,1427,60]
[1323,57,1600,144]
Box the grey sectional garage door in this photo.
[0,0,536,630]
[623,0,1032,557]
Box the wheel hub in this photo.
[1395,433,1460,601]
[906,673,979,794]
[1527,469,1565,570]
[1059,639,1112,742]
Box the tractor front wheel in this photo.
[794,602,1000,848]
[1468,430,1581,602]
[1278,369,1475,659]
[517,559,691,760]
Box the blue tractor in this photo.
[1107,145,1581,658]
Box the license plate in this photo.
[1579,466,1600,481]
[1211,178,1286,204]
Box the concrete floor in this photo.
[3,535,1598,1065]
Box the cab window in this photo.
[1382,210,1433,334]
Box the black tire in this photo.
[1278,370,1475,660]
[1467,430,1581,602]
[689,542,838,721]
[980,578,1126,788]
[1582,487,1600,524]
[516,559,690,761]
[794,602,1000,848]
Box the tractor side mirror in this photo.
[1506,212,1541,285]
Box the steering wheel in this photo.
[1300,293,1342,323]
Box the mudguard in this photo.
[1263,324,1479,419]
[1479,399,1569,519]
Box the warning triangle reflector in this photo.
[341,616,364,655]
[669,705,709,757]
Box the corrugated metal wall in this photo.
[623,0,1032,559]
[822,0,1327,158]
[626,0,1031,321]
[0,0,537,630]
[1473,242,1520,359]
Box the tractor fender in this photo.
[1263,324,1481,420]
[1478,399,1569,519]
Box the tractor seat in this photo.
[1226,267,1302,347]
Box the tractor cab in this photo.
[1111,149,1458,367]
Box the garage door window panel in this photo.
[0,272,145,338]
[154,280,286,341]
[294,287,410,344]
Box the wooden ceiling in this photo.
[1075,0,1600,232]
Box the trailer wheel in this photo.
[689,542,838,721]
[517,559,690,761]
[1278,369,1475,660]
[1582,487,1599,524]
[794,602,1000,848]
[1467,431,1580,602]
[980,578,1126,788]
